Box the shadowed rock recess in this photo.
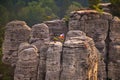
[2,10,120,80]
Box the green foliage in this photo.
[17,0,58,26]
[88,0,101,8]
[53,36,64,43]
[93,4,103,13]
[64,1,82,21]
[110,0,120,5]
[0,0,89,26]
[66,4,80,15]
[0,5,9,25]
[88,0,104,13]
[109,0,120,17]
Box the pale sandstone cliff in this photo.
[2,10,120,80]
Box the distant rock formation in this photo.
[45,42,62,80]
[2,10,120,80]
[69,10,120,80]
[108,17,120,80]
[60,30,98,80]
[30,23,50,80]
[14,42,39,80]
[2,21,31,66]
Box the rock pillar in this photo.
[60,30,98,80]
[2,21,31,66]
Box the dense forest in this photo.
[0,0,120,80]
[0,0,87,26]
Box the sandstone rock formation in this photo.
[45,42,62,80]
[2,21,31,66]
[108,17,120,80]
[14,42,39,80]
[2,20,100,80]
[29,23,50,80]
[60,30,98,80]
[69,10,120,80]
[69,10,110,80]
[29,23,49,49]
[69,10,112,54]
[2,9,120,80]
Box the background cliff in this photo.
[1,10,120,80]
[0,0,120,80]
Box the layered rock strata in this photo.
[45,42,62,80]
[2,9,120,80]
[2,21,31,66]
[60,30,98,80]
[108,17,120,80]
[29,23,50,80]
[69,10,120,80]
[14,43,39,80]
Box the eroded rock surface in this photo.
[69,10,120,80]
[29,23,50,80]
[45,42,62,80]
[69,10,113,80]
[69,10,112,54]
[108,17,120,80]
[2,10,120,80]
[14,42,39,80]
[2,21,31,66]
[60,30,98,80]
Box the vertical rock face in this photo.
[69,10,120,80]
[69,10,113,80]
[14,43,39,80]
[30,23,49,50]
[108,17,120,80]
[60,30,98,80]
[2,21,31,66]
[29,23,50,80]
[69,10,112,54]
[45,42,62,80]
[2,10,120,80]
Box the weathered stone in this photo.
[2,10,120,80]
[45,42,62,80]
[60,30,98,80]
[29,23,50,80]
[2,21,31,66]
[69,10,112,80]
[100,12,113,20]
[84,19,108,55]
[14,42,39,80]
[97,58,106,80]
[69,10,110,53]
[108,18,120,80]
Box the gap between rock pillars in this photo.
[59,45,63,80]
[105,20,112,80]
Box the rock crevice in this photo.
[105,20,112,80]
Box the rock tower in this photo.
[2,10,120,80]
